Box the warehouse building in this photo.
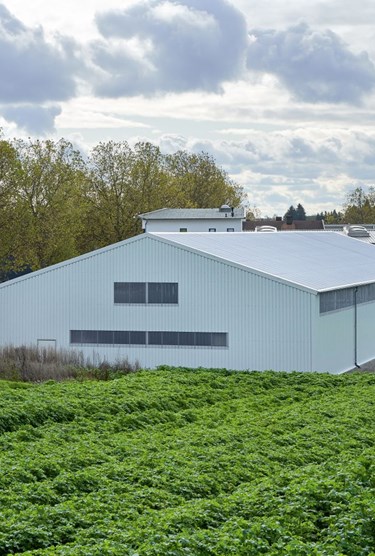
[1,232,375,374]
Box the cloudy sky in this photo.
[2,0,375,216]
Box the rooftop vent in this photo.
[344,225,370,238]
[219,204,231,212]
[255,225,277,233]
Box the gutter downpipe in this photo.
[354,287,360,368]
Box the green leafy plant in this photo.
[0,368,374,554]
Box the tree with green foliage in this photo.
[343,186,375,223]
[295,203,306,220]
[284,203,307,221]
[316,209,344,223]
[79,141,187,251]
[284,205,297,221]
[0,138,85,272]
[166,150,244,208]
[131,142,185,213]
[0,136,245,276]
[79,141,137,252]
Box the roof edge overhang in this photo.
[317,280,375,293]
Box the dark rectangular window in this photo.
[358,283,375,304]
[114,282,146,304]
[148,283,178,304]
[70,330,82,343]
[320,288,354,314]
[114,331,130,344]
[179,228,187,232]
[81,330,98,343]
[211,333,228,347]
[148,331,228,347]
[195,332,212,346]
[227,228,234,232]
[209,228,216,232]
[114,282,177,304]
[129,331,146,344]
[179,332,195,346]
[71,330,227,348]
[97,331,114,344]
[71,330,146,346]
[162,331,179,345]
[320,291,336,313]
[148,331,162,345]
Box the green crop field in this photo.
[0,367,375,555]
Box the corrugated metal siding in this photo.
[0,235,314,372]
[357,302,375,365]
[312,296,375,373]
[312,299,355,374]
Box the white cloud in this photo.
[92,0,249,96]
[0,5,82,104]
[3,104,61,134]
[151,2,217,29]
[2,0,375,217]
[247,23,375,104]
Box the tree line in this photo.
[285,187,375,225]
[0,137,244,278]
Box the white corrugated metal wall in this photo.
[313,301,355,373]
[0,234,317,372]
[313,293,375,373]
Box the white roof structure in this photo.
[138,207,245,219]
[153,231,375,293]
[2,231,375,295]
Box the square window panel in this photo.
[81,330,98,344]
[129,331,146,345]
[97,331,114,344]
[114,331,130,344]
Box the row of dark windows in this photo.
[114,282,178,304]
[70,330,228,347]
[180,228,235,232]
[320,283,375,314]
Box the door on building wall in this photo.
[37,339,56,350]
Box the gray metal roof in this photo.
[139,207,245,219]
[152,231,375,293]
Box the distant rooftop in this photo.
[243,219,324,231]
[139,207,245,220]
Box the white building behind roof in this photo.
[1,231,375,374]
[138,206,245,232]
